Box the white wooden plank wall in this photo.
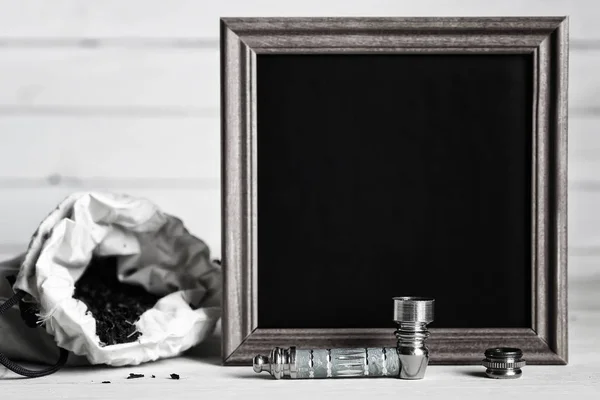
[0,1,598,278]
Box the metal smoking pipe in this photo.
[253,297,434,380]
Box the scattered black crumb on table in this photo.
[127,373,145,379]
[151,375,156,378]
[102,381,111,384]
[73,256,160,346]
[170,373,180,380]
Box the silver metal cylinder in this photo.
[253,347,400,379]
[393,297,435,380]
[482,348,526,379]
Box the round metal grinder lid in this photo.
[482,347,526,379]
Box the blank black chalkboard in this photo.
[222,17,568,366]
[257,54,533,329]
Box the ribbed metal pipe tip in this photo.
[393,297,435,323]
[482,347,526,379]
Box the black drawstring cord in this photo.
[0,290,69,378]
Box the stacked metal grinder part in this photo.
[482,348,526,379]
[252,297,435,380]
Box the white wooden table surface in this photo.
[2,277,599,400]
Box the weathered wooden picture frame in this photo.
[221,17,568,365]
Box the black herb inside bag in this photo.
[73,256,160,346]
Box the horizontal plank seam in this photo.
[0,105,218,118]
[0,38,219,49]
[2,179,593,192]
[0,106,596,118]
[1,244,594,255]
[0,37,594,49]
[0,177,220,190]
